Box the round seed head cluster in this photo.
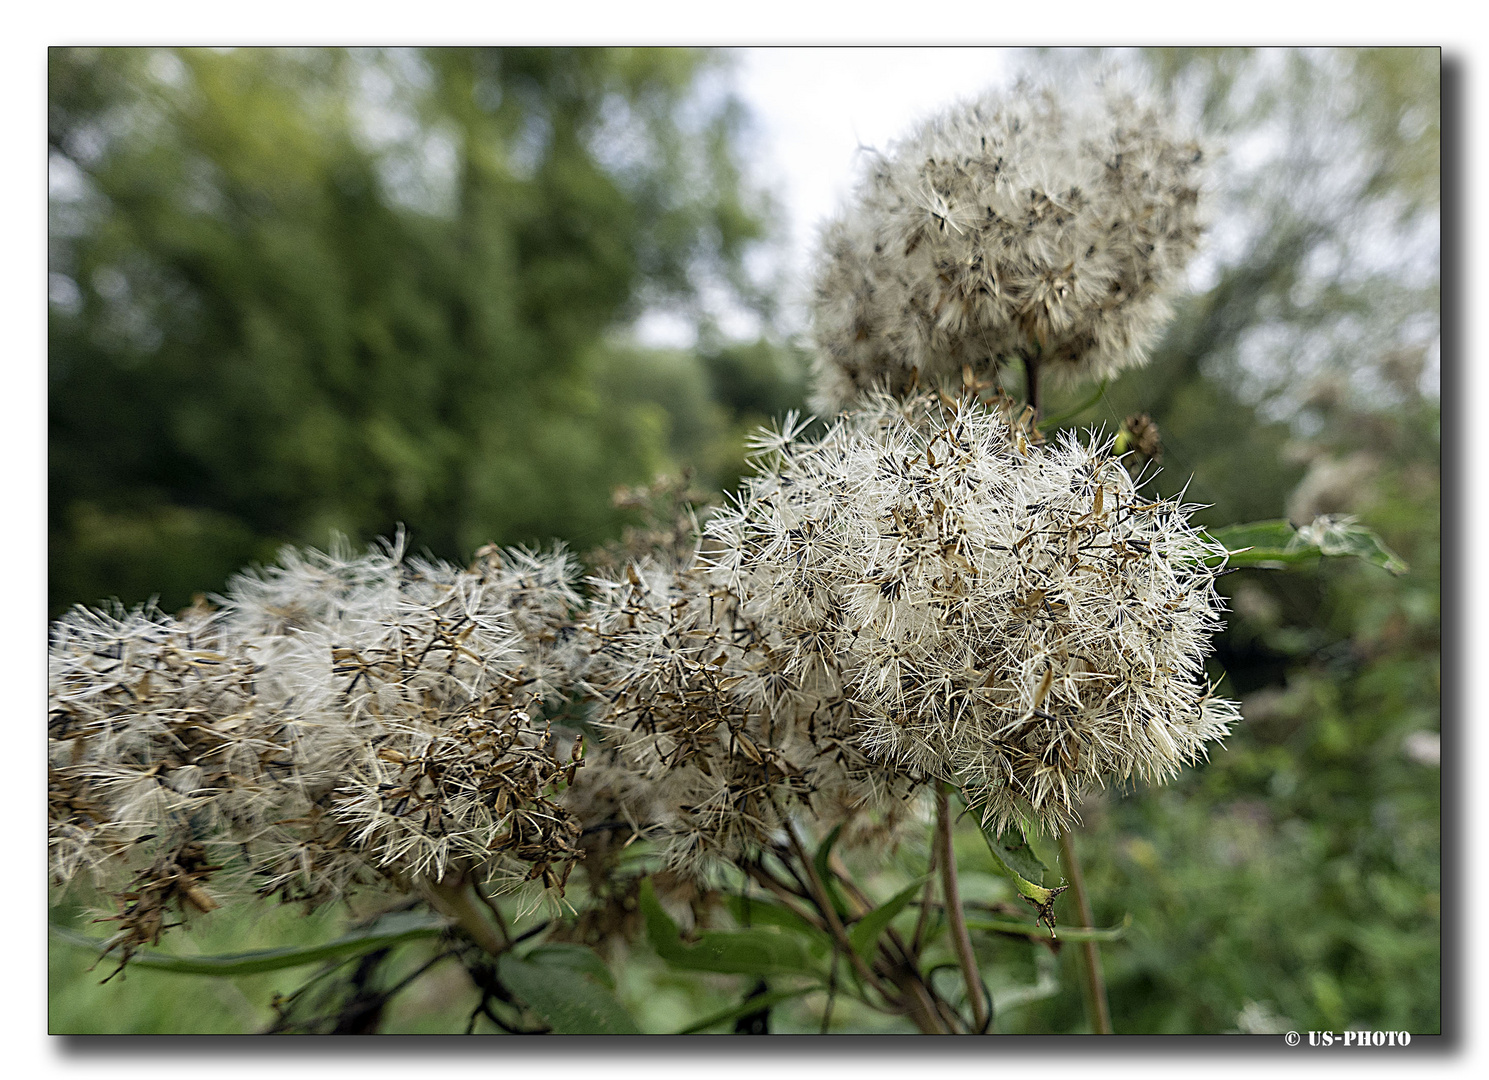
[707,394,1239,834]
[49,536,587,965]
[810,78,1206,412]
[584,535,924,879]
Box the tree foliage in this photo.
[49,47,784,616]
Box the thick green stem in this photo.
[421,875,507,958]
[937,784,989,1033]
[1057,828,1113,1034]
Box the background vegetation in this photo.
[48,46,1440,1034]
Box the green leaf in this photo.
[1208,518,1296,549]
[520,942,616,989]
[676,987,815,1034]
[726,894,832,957]
[848,879,925,961]
[1205,517,1407,575]
[812,823,851,919]
[1292,515,1409,575]
[726,894,809,934]
[967,913,1132,942]
[983,825,1050,890]
[48,910,447,977]
[960,803,1068,930]
[1206,520,1318,570]
[641,879,814,975]
[497,952,641,1034]
[640,876,688,954]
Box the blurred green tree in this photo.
[48,47,785,616]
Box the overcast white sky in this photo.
[637,47,1020,346]
[734,48,1014,278]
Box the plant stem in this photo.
[785,825,906,1015]
[826,850,958,1035]
[936,784,989,1033]
[1057,828,1113,1034]
[421,875,507,958]
[1025,353,1042,420]
[896,966,958,1035]
[828,851,922,974]
[911,841,938,958]
[471,879,513,947]
[749,860,947,1034]
[743,863,829,931]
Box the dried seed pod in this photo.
[709,393,1238,834]
[583,536,924,879]
[48,536,591,963]
[810,76,1206,412]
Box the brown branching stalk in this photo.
[745,853,950,1034]
[786,826,903,1010]
[937,785,989,1033]
[1058,828,1114,1034]
[826,849,957,1035]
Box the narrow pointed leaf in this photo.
[1207,520,1298,552]
[1205,517,1407,575]
[968,913,1132,942]
[812,823,851,919]
[726,895,832,956]
[1291,515,1409,574]
[521,942,616,989]
[848,879,925,961]
[641,879,813,975]
[49,910,447,976]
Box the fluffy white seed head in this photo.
[583,541,925,879]
[708,393,1239,834]
[810,76,1206,412]
[48,536,588,963]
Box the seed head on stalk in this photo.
[48,535,589,968]
[582,521,926,880]
[810,76,1206,413]
[706,393,1240,834]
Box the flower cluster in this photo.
[49,76,1236,966]
[48,536,587,963]
[706,394,1239,834]
[582,542,924,878]
[810,78,1205,412]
